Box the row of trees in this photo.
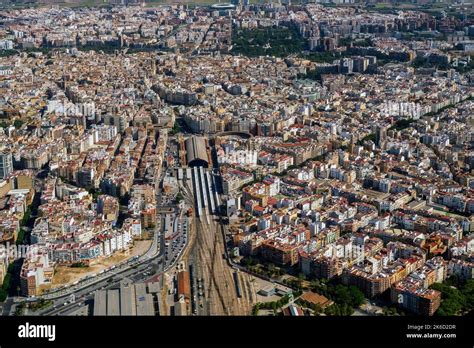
[0,49,18,57]
[389,119,416,131]
[324,303,354,316]
[424,95,474,119]
[14,302,26,316]
[70,262,88,268]
[29,299,53,311]
[281,276,305,291]
[0,277,9,302]
[17,198,35,245]
[0,263,15,302]
[252,294,292,316]
[247,265,284,278]
[0,119,24,129]
[241,257,305,282]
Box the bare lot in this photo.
[38,240,152,293]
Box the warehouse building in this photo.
[93,282,156,316]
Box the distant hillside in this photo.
[0,0,217,8]
[0,0,111,9]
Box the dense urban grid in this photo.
[0,0,473,317]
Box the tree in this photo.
[312,304,323,315]
[241,256,252,268]
[13,119,24,129]
[325,303,339,316]
[332,285,353,306]
[16,228,26,245]
[348,286,365,307]
[0,288,7,302]
[389,119,416,131]
[20,207,31,226]
[437,298,462,316]
[325,303,354,316]
[431,279,468,315]
[307,279,364,314]
[463,280,474,311]
[252,303,261,316]
[120,193,130,205]
[14,303,25,316]
[0,49,18,57]
[87,187,102,201]
[2,273,11,291]
[170,121,181,135]
[175,191,184,203]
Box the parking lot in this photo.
[163,217,188,270]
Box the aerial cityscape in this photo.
[0,0,473,320]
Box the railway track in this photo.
[179,169,256,315]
